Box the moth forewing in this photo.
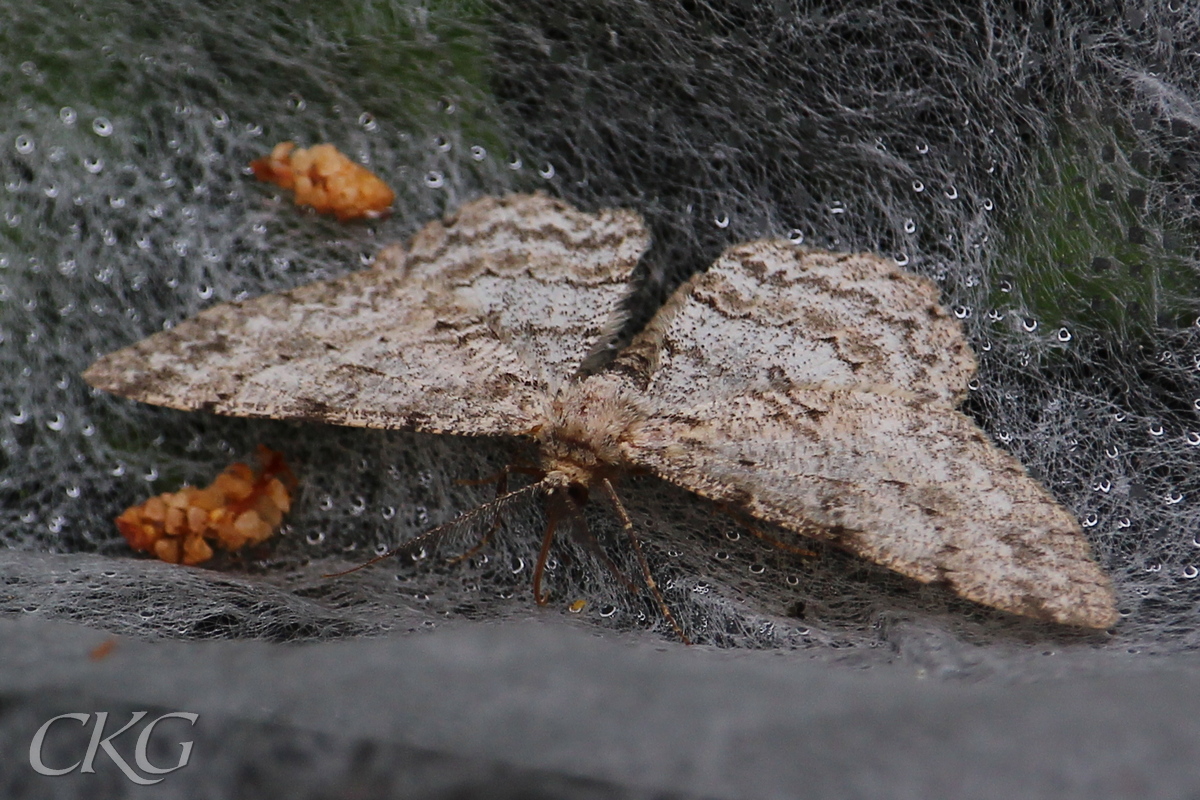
[615,241,1118,630]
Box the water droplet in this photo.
[895,253,909,266]
[912,180,925,193]
[916,142,929,154]
[748,563,765,574]
[287,93,306,112]
[944,185,959,200]
[599,604,616,617]
[470,145,487,161]
[1149,423,1164,436]
[1082,513,1099,527]
[1057,327,1072,342]
[14,136,34,155]
[714,213,730,228]
[967,378,981,391]
[382,506,396,520]
[83,156,104,174]
[1021,317,1038,332]
[1184,566,1199,579]
[1106,445,1120,458]
[903,219,916,234]
[110,463,126,477]
[423,171,444,188]
[785,575,800,586]
[507,155,522,170]
[982,198,994,211]
[358,112,377,131]
[510,556,525,574]
[953,305,971,319]
[46,413,65,432]
[59,106,77,125]
[538,163,555,179]
[1165,492,1184,505]
[306,531,326,545]
[787,229,804,244]
[143,467,158,481]
[92,117,113,137]
[318,496,333,510]
[9,408,28,424]
[1188,432,1200,446]
[433,135,451,153]
[828,201,846,215]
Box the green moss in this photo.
[997,123,1200,337]
[3,0,503,151]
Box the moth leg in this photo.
[531,511,560,606]
[455,464,543,487]
[448,465,547,565]
[717,503,816,558]
[600,479,691,645]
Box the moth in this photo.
[84,192,1119,634]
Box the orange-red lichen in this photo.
[115,445,297,566]
[250,141,394,221]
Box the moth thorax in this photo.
[534,375,646,489]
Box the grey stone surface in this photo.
[3,615,1199,799]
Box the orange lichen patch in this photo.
[250,141,394,221]
[115,446,297,566]
[89,638,118,661]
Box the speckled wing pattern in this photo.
[616,242,1118,629]
[83,193,649,436]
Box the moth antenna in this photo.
[322,478,549,579]
[600,478,691,644]
[449,465,548,565]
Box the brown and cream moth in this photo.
[84,192,1119,634]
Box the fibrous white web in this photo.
[4,0,1200,675]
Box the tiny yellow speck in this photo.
[568,599,586,613]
